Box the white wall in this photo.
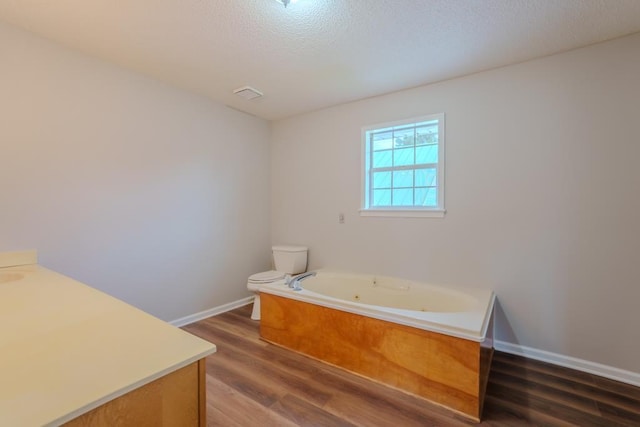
[271,33,640,374]
[0,21,271,321]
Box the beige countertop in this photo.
[0,260,216,426]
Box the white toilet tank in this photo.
[272,245,308,274]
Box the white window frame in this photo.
[360,114,446,218]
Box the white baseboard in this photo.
[494,340,640,388]
[169,296,254,327]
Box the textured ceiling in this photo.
[2,1,640,120]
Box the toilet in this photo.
[247,245,308,320]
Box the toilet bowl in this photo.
[247,270,285,320]
[247,245,308,320]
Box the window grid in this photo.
[367,122,439,208]
[369,169,437,206]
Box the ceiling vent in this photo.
[275,0,298,7]
[233,86,263,100]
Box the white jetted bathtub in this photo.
[258,270,495,341]
[257,270,496,421]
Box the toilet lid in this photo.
[248,270,286,283]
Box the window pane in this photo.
[416,125,438,145]
[392,170,413,188]
[392,189,413,206]
[373,150,392,168]
[363,114,444,214]
[416,145,438,164]
[393,127,414,148]
[373,189,391,206]
[393,147,413,166]
[415,168,437,187]
[415,188,437,207]
[373,171,391,189]
[372,131,393,151]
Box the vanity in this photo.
[0,250,216,426]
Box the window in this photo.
[361,114,445,218]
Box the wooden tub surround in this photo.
[260,293,494,422]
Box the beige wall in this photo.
[0,21,271,321]
[271,33,640,373]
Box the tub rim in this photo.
[258,271,495,342]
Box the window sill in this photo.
[359,208,446,218]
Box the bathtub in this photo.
[258,271,495,421]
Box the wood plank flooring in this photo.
[182,304,640,426]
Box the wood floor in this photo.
[182,304,640,426]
